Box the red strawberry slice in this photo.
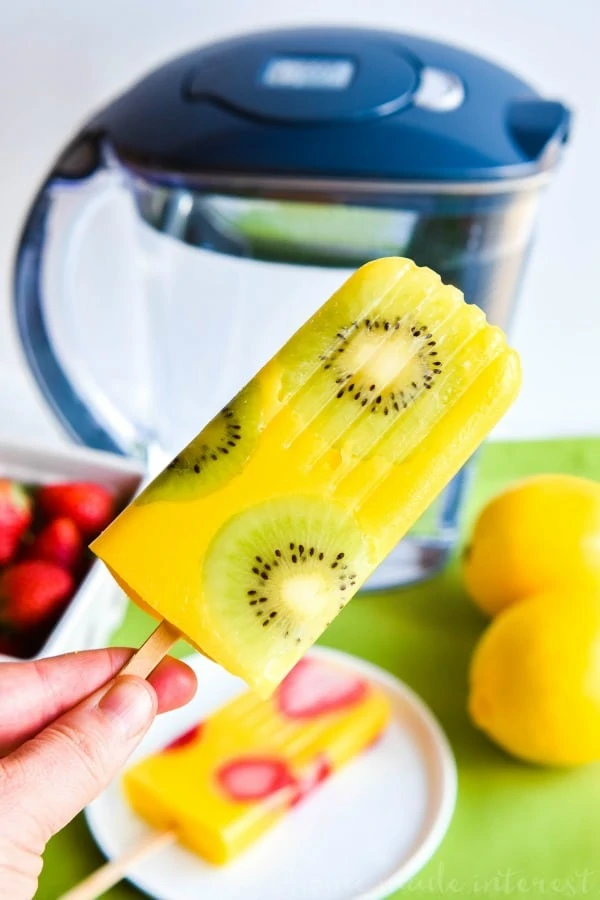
[217,757,295,802]
[290,755,332,807]
[165,722,204,751]
[277,658,368,720]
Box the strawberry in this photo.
[217,757,295,802]
[0,561,74,630]
[165,723,204,752]
[277,658,368,720]
[37,482,115,537]
[0,479,32,565]
[26,517,83,571]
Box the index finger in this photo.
[0,648,197,753]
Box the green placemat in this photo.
[38,438,600,899]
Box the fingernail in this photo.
[98,677,155,739]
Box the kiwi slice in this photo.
[319,315,443,410]
[280,272,463,458]
[139,383,261,504]
[202,496,371,691]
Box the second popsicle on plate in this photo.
[124,655,390,864]
[92,257,521,694]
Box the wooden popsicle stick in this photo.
[59,828,176,900]
[120,619,180,678]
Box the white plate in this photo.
[85,648,456,900]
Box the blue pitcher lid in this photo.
[89,27,570,185]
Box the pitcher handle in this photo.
[13,134,152,459]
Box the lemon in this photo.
[463,474,600,617]
[469,589,600,766]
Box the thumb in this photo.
[2,675,156,847]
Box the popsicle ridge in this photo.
[279,260,421,445]
[334,322,509,509]
[308,299,488,478]
[290,283,461,468]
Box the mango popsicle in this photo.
[124,655,391,864]
[92,257,521,694]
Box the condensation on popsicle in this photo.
[91,258,521,694]
[123,656,391,864]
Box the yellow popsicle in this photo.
[92,257,520,694]
[124,655,390,864]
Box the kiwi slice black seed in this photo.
[202,496,370,689]
[138,383,261,504]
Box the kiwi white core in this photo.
[280,573,330,620]
[341,329,424,397]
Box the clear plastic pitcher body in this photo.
[15,146,541,587]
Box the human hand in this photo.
[0,648,197,899]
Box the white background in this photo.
[1,0,599,448]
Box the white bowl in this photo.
[0,440,143,660]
